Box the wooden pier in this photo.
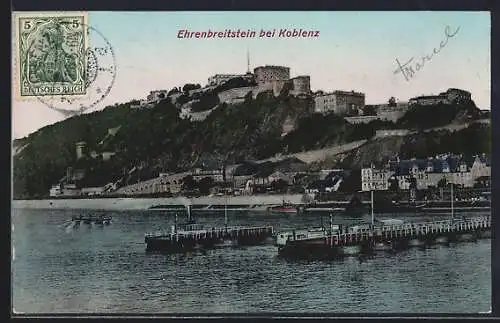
[277,216,491,258]
[145,225,274,252]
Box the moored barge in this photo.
[275,215,491,258]
[144,205,274,253]
[275,189,491,259]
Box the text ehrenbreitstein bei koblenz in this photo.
[177,28,320,39]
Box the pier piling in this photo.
[278,216,491,258]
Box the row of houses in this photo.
[109,157,352,196]
[361,154,491,192]
[49,183,105,197]
[50,153,489,197]
[192,153,491,195]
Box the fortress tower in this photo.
[290,76,311,96]
[253,65,290,85]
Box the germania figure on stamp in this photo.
[15,13,88,98]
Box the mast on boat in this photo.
[329,212,333,246]
[224,194,228,229]
[329,212,333,235]
[450,183,454,220]
[370,190,374,226]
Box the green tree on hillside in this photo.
[388,176,399,192]
[437,178,448,188]
[168,87,180,96]
[397,102,480,130]
[182,83,201,92]
[181,175,196,191]
[198,177,214,195]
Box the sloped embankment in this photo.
[333,122,490,169]
[334,136,407,168]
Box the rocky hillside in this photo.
[332,122,491,169]
[12,87,487,199]
[397,101,482,129]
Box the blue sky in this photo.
[12,11,490,138]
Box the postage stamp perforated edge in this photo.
[12,11,89,102]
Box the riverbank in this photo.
[12,194,307,211]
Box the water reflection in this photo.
[11,208,491,314]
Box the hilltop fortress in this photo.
[131,56,474,126]
[214,65,312,105]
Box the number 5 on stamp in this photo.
[13,12,89,99]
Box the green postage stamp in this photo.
[14,12,89,98]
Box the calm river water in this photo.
[11,208,491,314]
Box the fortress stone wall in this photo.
[254,65,290,84]
[289,76,311,96]
[218,81,289,105]
[377,110,407,122]
[254,80,287,97]
[375,103,409,122]
[344,115,380,124]
[217,86,254,104]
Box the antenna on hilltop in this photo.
[246,48,250,74]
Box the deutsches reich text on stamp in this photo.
[13,12,89,100]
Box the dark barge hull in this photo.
[278,228,491,260]
[145,231,273,253]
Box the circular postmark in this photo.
[21,20,117,117]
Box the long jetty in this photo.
[145,225,274,252]
[277,216,491,258]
